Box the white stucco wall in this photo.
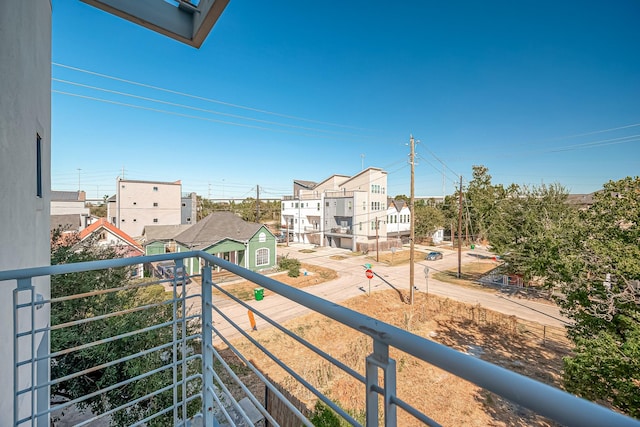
[116,179,182,237]
[0,1,52,425]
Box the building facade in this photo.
[181,192,198,225]
[0,3,52,423]
[111,179,183,238]
[282,168,391,251]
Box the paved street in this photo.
[212,243,570,340]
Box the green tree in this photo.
[489,183,580,283]
[465,165,506,242]
[50,230,197,426]
[414,204,445,242]
[87,202,107,218]
[556,177,640,417]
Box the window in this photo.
[133,202,137,205]
[186,217,191,222]
[36,134,42,198]
[258,232,266,242]
[153,186,158,191]
[133,219,137,222]
[182,203,186,207]
[153,202,158,207]
[295,203,299,208]
[121,219,125,222]
[325,202,329,207]
[256,248,269,266]
[317,203,320,211]
[153,218,158,223]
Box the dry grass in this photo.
[367,249,429,266]
[212,263,337,301]
[223,291,568,426]
[433,261,498,287]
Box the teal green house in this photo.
[143,212,277,275]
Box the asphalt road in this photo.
[211,243,570,340]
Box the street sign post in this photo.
[424,266,430,296]
[365,268,374,296]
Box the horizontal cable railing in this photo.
[3,251,639,426]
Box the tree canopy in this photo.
[556,177,640,416]
[50,230,198,426]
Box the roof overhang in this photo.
[81,0,230,48]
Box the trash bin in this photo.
[254,288,264,301]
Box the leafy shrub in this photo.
[310,401,341,427]
[278,255,301,277]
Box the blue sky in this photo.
[51,1,640,200]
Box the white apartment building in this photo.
[109,179,183,238]
[282,168,391,251]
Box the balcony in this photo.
[3,252,638,426]
[326,226,352,236]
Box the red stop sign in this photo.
[365,269,374,279]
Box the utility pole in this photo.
[375,219,380,262]
[409,135,416,305]
[256,185,260,222]
[457,175,463,279]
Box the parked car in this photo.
[426,251,443,261]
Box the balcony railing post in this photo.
[201,263,215,426]
[366,339,397,427]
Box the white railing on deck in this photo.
[2,252,639,427]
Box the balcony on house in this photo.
[328,226,352,235]
[4,252,638,426]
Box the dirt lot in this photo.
[222,290,570,426]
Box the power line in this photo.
[52,62,378,132]
[53,90,367,140]
[53,78,372,139]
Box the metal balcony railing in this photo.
[3,251,639,426]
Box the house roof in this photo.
[51,214,83,232]
[338,167,385,188]
[174,211,265,250]
[567,193,595,207]
[142,224,193,242]
[293,180,317,189]
[51,190,84,201]
[313,174,351,189]
[388,199,407,212]
[118,178,181,186]
[79,218,142,251]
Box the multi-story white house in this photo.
[386,199,411,242]
[282,168,392,251]
[386,198,445,244]
[108,179,183,238]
